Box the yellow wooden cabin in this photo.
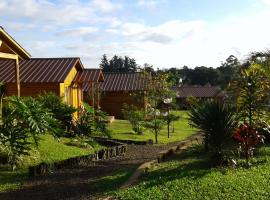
[0,27,104,118]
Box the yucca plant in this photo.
[188,100,239,164]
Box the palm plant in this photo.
[188,100,239,163]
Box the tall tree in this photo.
[100,54,138,72]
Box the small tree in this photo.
[122,104,145,135]
[230,64,270,126]
[163,113,180,138]
[143,72,174,143]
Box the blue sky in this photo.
[1,0,270,68]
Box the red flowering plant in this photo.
[233,123,265,163]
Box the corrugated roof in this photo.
[174,85,225,98]
[0,57,83,83]
[74,69,104,91]
[101,72,147,92]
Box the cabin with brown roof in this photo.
[0,27,104,118]
[100,72,147,119]
[173,85,226,109]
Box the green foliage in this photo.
[37,92,77,135]
[0,96,55,169]
[95,109,111,137]
[188,100,239,164]
[230,64,270,126]
[143,117,165,144]
[122,104,145,135]
[0,82,5,122]
[100,54,138,72]
[163,113,180,138]
[73,102,95,137]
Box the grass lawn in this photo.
[112,145,270,200]
[108,111,197,144]
[0,134,102,192]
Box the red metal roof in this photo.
[0,57,83,83]
[101,72,147,92]
[174,85,225,98]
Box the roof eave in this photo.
[0,27,31,59]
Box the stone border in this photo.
[120,133,202,189]
[29,141,127,177]
[93,136,153,145]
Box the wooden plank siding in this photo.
[100,91,145,119]
[5,83,60,96]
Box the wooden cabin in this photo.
[75,69,104,109]
[0,27,102,118]
[100,72,147,119]
[0,26,31,96]
[173,85,226,109]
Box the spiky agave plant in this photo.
[188,100,239,164]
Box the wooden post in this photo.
[0,53,20,96]
[15,58,20,97]
[96,83,99,109]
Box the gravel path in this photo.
[0,134,201,200]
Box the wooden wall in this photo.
[100,91,145,119]
[5,83,60,96]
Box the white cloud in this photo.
[137,0,166,7]
[260,0,270,6]
[0,0,121,25]
[57,27,99,37]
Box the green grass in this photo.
[108,111,196,144]
[0,134,102,192]
[113,145,270,200]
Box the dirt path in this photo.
[0,134,201,200]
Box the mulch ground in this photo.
[0,134,201,200]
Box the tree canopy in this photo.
[100,54,138,72]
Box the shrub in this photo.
[94,109,111,137]
[73,103,95,137]
[122,104,145,135]
[188,100,239,165]
[233,123,265,164]
[0,96,55,169]
[37,92,77,135]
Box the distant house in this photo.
[100,72,147,118]
[0,27,103,117]
[173,85,226,109]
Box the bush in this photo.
[73,103,95,137]
[122,104,145,135]
[0,96,55,169]
[37,92,76,136]
[188,100,239,165]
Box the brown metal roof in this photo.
[174,85,225,98]
[0,57,83,83]
[100,72,147,92]
[74,69,104,91]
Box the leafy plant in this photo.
[163,113,180,138]
[122,104,145,135]
[233,123,265,165]
[229,64,270,126]
[143,117,165,144]
[73,102,95,137]
[0,96,55,169]
[188,100,239,165]
[0,82,5,122]
[94,109,111,137]
[37,92,77,135]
